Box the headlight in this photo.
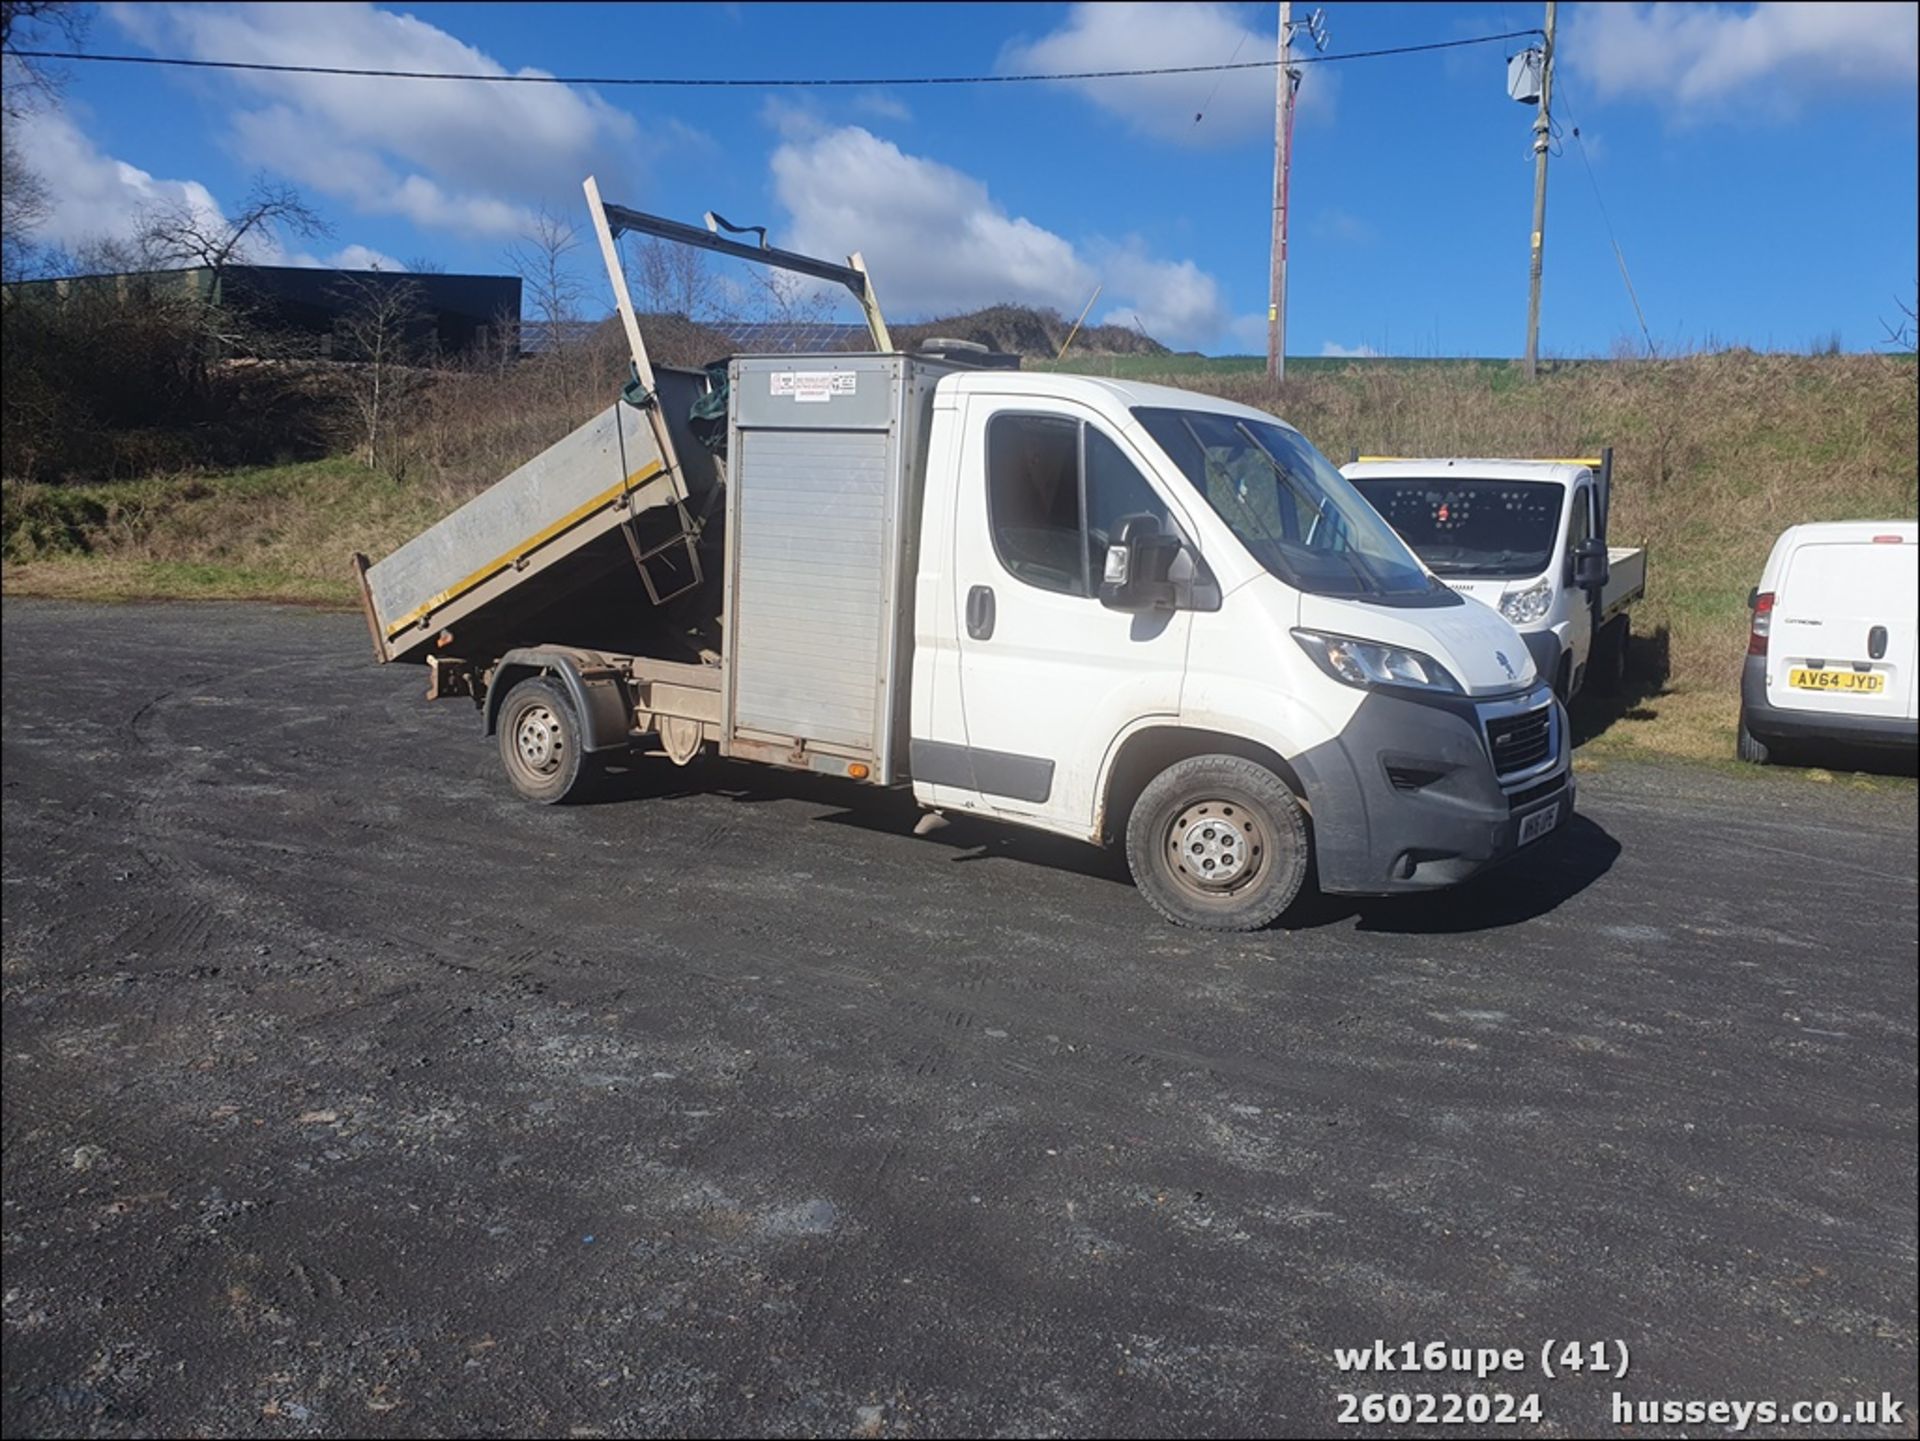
[1293,630,1462,693]
[1498,578,1554,625]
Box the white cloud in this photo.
[1000,1,1336,146]
[1566,2,1918,110]
[768,122,1230,348]
[319,243,406,271]
[104,2,648,234]
[7,98,224,255]
[851,91,913,123]
[1320,340,1380,358]
[1228,311,1271,352]
[9,92,418,277]
[1097,248,1228,351]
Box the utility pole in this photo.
[1267,1,1292,382]
[1523,0,1557,381]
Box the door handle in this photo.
[1868,624,1888,660]
[966,584,996,640]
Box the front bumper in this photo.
[1741,655,1917,750]
[1295,683,1575,895]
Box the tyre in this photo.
[1591,616,1630,696]
[1124,754,1310,931]
[497,675,598,803]
[1554,653,1574,703]
[1736,708,1771,765]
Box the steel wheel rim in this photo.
[513,703,564,776]
[1167,798,1266,896]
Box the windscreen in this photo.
[1344,477,1563,580]
[1133,408,1449,604]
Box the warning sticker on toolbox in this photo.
[770,370,857,403]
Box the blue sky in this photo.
[10,2,1918,356]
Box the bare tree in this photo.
[1,2,85,278]
[128,177,330,387]
[331,272,431,474]
[626,235,718,321]
[747,267,838,332]
[138,176,329,277]
[505,208,586,338]
[1883,291,1918,352]
[2,1,88,117]
[1,132,51,279]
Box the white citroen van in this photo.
[1740,521,1919,763]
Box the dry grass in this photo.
[1164,351,1918,759]
[5,348,1915,768]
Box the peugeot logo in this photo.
[1495,650,1516,680]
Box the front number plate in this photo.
[1518,803,1560,847]
[1789,668,1884,694]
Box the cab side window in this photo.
[987,415,1173,598]
[987,415,1082,595]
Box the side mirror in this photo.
[1573,536,1609,594]
[1100,513,1181,613]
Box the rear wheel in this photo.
[1736,708,1771,765]
[1124,755,1309,931]
[497,675,598,803]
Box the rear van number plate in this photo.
[1789,668,1883,693]
[1518,804,1560,846]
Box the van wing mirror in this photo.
[1573,536,1609,593]
[1100,513,1181,613]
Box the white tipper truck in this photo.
[355,184,1573,931]
[1342,454,1647,702]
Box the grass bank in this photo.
[5,350,1915,770]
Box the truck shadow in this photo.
[593,757,1622,935]
[1569,623,1670,747]
[1296,814,1621,934]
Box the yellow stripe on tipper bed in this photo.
[384,460,665,639]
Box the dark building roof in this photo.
[6,263,521,356]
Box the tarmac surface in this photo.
[3,599,1915,1438]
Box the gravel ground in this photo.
[3,599,1915,1438]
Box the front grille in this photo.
[1485,705,1554,779]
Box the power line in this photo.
[1555,77,1657,357]
[4,31,1541,90]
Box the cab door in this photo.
[930,394,1194,835]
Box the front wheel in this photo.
[1124,754,1310,931]
[497,675,599,804]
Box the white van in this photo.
[1740,521,1919,763]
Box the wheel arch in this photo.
[1096,724,1309,846]
[483,647,631,753]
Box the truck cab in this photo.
[1341,456,1646,702]
[907,374,1573,925]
